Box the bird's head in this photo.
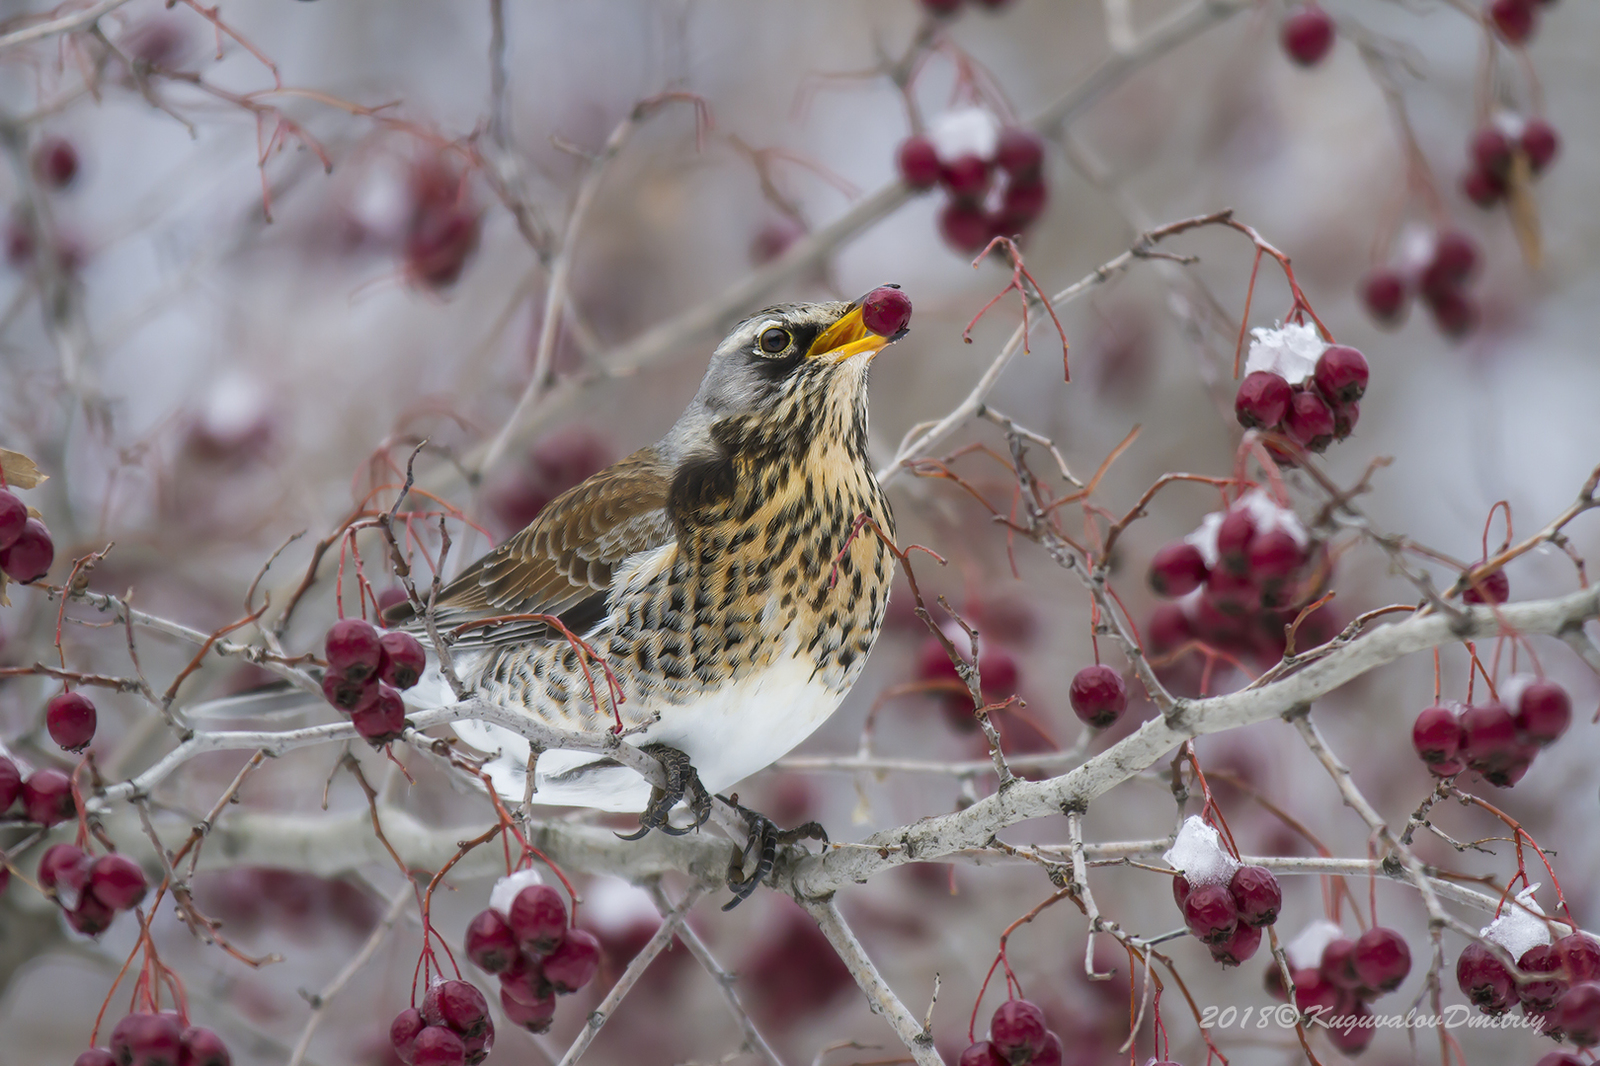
[669,287,911,459]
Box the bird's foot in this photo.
[721,797,828,911]
[615,744,712,841]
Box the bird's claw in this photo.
[722,798,828,911]
[615,744,712,841]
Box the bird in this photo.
[387,289,911,903]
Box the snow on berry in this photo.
[1244,322,1325,387]
[1163,815,1241,887]
[1284,919,1347,972]
[488,866,545,918]
[927,108,1001,167]
[1481,884,1552,962]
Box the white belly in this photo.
[447,655,843,813]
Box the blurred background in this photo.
[2,0,1599,1063]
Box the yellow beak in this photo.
[806,305,891,365]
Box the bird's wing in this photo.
[387,446,674,649]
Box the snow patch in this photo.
[489,867,544,917]
[1244,322,1325,386]
[1163,816,1241,886]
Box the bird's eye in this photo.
[758,327,792,354]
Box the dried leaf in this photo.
[1506,151,1542,272]
[0,448,48,490]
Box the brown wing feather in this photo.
[388,446,674,647]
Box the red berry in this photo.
[897,136,942,189]
[89,853,149,910]
[498,954,549,1006]
[1557,934,1600,983]
[1472,126,1514,177]
[379,631,427,690]
[411,1026,466,1066]
[1518,943,1569,1012]
[1462,165,1506,209]
[1515,679,1570,745]
[1283,391,1335,452]
[938,201,994,254]
[939,154,992,202]
[112,1012,184,1066]
[1068,664,1127,729]
[0,756,18,813]
[543,927,602,992]
[35,136,79,188]
[1215,510,1255,575]
[1489,0,1537,44]
[1172,874,1192,909]
[69,892,116,936]
[47,691,97,752]
[1420,231,1480,298]
[508,884,568,955]
[387,1004,426,1059]
[1361,269,1410,327]
[1535,1054,1588,1066]
[1210,920,1262,966]
[1555,983,1600,1046]
[989,999,1048,1063]
[1321,938,1364,990]
[325,618,383,681]
[464,909,519,973]
[22,767,76,825]
[178,1027,231,1066]
[1147,603,1192,654]
[861,286,913,338]
[1183,883,1240,944]
[1353,927,1411,992]
[1293,965,1343,1016]
[1325,999,1374,1054]
[0,516,54,583]
[1246,529,1305,583]
[423,980,490,1038]
[351,685,407,745]
[1457,943,1516,1013]
[1462,567,1509,604]
[1229,866,1282,927]
[999,179,1048,231]
[75,1052,117,1066]
[1412,705,1464,765]
[1521,119,1560,172]
[321,670,379,713]
[499,984,556,1033]
[1281,5,1335,66]
[405,164,481,291]
[1330,397,1359,440]
[1313,345,1368,404]
[1148,541,1208,598]
[461,1018,493,1066]
[1426,287,1480,339]
[1461,700,1519,773]
[959,1041,1007,1066]
[1234,371,1292,430]
[38,842,92,898]
[0,489,25,549]
[995,128,1044,179]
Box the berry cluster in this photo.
[1233,323,1368,453]
[0,483,54,585]
[1462,115,1560,209]
[1146,490,1328,667]
[1410,677,1570,787]
[39,843,149,936]
[1165,818,1282,967]
[1,756,77,826]
[461,871,602,1037]
[959,998,1064,1066]
[1268,920,1413,1055]
[74,1010,230,1066]
[321,618,424,745]
[1361,229,1483,339]
[1488,0,1556,45]
[1281,4,1335,67]
[391,980,495,1066]
[1067,664,1128,730]
[897,109,1048,254]
[1456,887,1600,1044]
